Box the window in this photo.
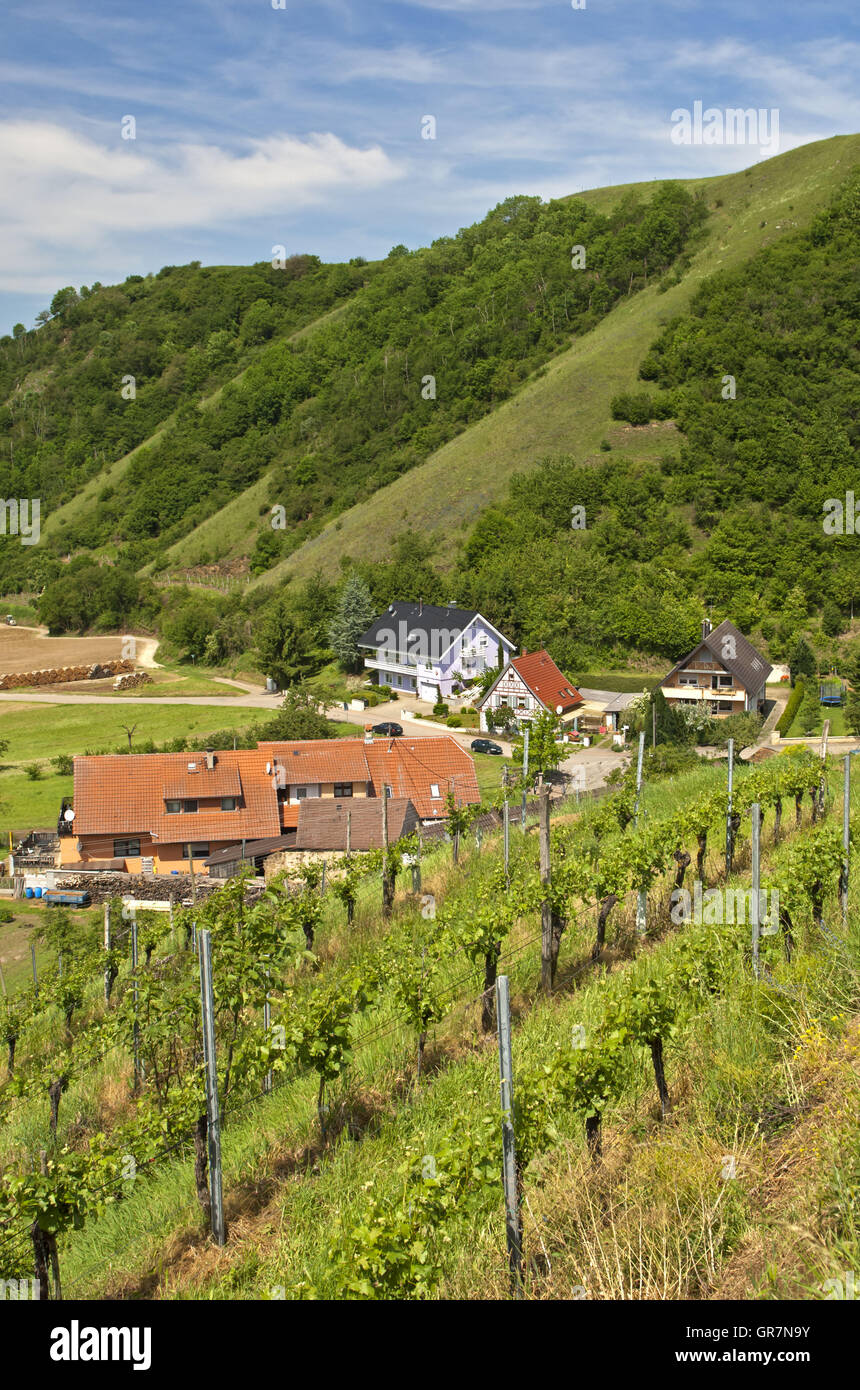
[220,797,237,811]
[113,839,140,858]
[717,675,733,688]
[516,697,528,709]
[295,787,308,800]
[183,799,198,813]
[185,843,210,858]
[430,783,441,799]
[679,673,699,686]
[333,783,353,798]
[165,799,181,814]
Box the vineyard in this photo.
[1,744,858,1301]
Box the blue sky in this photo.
[1,0,857,333]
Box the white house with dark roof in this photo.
[357,601,515,700]
[660,619,772,717]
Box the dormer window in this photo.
[221,797,237,811]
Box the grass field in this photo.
[572,670,661,692]
[0,906,54,993]
[787,704,849,738]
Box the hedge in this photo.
[776,677,806,736]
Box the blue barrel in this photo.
[24,886,33,898]
[34,886,42,898]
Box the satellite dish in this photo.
[64,808,75,822]
[556,704,563,715]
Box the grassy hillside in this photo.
[262,135,860,583]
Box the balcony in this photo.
[364,653,422,676]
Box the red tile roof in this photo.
[510,650,582,714]
[72,736,480,843]
[72,750,280,843]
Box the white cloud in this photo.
[0,122,402,291]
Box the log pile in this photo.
[112,670,153,690]
[0,659,135,690]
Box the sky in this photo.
[1,0,858,334]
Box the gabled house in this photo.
[476,649,583,732]
[660,619,772,718]
[60,734,480,874]
[357,601,515,699]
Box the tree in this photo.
[512,709,562,780]
[328,575,377,671]
[789,636,817,686]
[255,595,317,687]
[821,601,844,637]
[265,686,334,740]
[846,689,860,738]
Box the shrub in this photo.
[433,702,449,718]
[445,715,462,728]
[776,678,805,736]
[0,907,13,923]
[24,763,42,781]
[51,754,74,776]
[699,711,763,749]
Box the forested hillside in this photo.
[2,139,859,683]
[445,167,860,667]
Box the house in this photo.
[476,649,583,733]
[59,734,479,874]
[357,601,515,699]
[575,688,645,733]
[660,619,772,718]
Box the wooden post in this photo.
[411,827,422,895]
[381,786,393,919]
[751,803,761,980]
[520,726,530,834]
[30,944,38,999]
[320,859,327,896]
[346,810,351,859]
[198,929,226,1246]
[263,970,273,1096]
[819,719,831,815]
[187,842,197,906]
[496,975,522,1296]
[0,960,6,998]
[503,799,510,888]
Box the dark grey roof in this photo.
[204,834,296,867]
[358,602,480,652]
[665,620,772,692]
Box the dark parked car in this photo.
[373,722,403,737]
[471,738,503,755]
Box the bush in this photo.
[445,715,462,728]
[51,754,74,776]
[776,679,805,736]
[433,702,449,718]
[24,763,42,781]
[0,907,13,923]
[699,711,763,749]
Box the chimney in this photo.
[364,724,374,744]
[702,618,712,640]
[522,646,527,657]
[205,750,216,770]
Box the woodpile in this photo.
[112,670,153,690]
[0,659,135,690]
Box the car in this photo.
[372,722,403,737]
[470,738,503,755]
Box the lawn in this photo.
[570,670,660,693]
[0,905,55,995]
[786,703,849,738]
[0,701,269,763]
[472,751,509,798]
